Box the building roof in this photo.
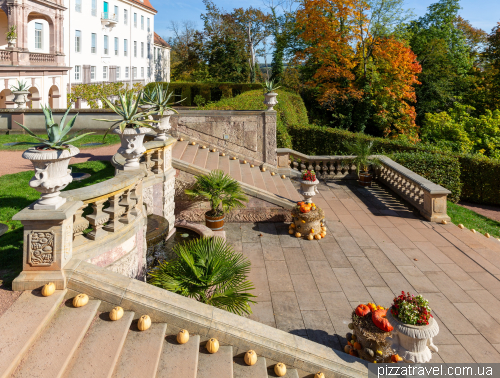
[129,0,157,13]
[154,33,171,48]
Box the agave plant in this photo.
[13,105,93,150]
[185,170,248,217]
[148,237,256,315]
[262,79,281,93]
[11,79,30,92]
[141,83,183,117]
[348,139,381,175]
[95,90,156,138]
[6,25,17,40]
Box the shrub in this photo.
[390,152,462,203]
[459,154,500,205]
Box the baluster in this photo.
[86,199,110,240]
[292,161,299,170]
[152,148,164,174]
[315,162,321,175]
[73,203,90,246]
[145,151,154,176]
[300,161,307,171]
[103,193,125,232]
[119,189,136,224]
[131,183,143,217]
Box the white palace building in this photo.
[0,0,170,109]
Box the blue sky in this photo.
[151,0,500,40]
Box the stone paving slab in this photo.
[222,180,500,363]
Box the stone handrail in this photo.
[29,52,56,63]
[276,148,450,222]
[0,50,10,61]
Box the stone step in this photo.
[205,151,220,171]
[193,147,210,169]
[112,322,167,378]
[219,155,231,175]
[272,174,292,200]
[229,159,243,182]
[261,171,279,195]
[172,140,189,159]
[239,162,255,187]
[249,166,267,192]
[62,311,135,378]
[266,365,300,378]
[11,299,101,378]
[156,334,200,378]
[232,357,268,378]
[197,345,233,378]
[0,289,67,378]
[283,178,302,202]
[181,143,199,164]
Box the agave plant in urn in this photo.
[13,105,93,209]
[96,91,156,170]
[141,83,183,141]
[11,79,31,109]
[262,79,280,111]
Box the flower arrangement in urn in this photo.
[391,291,433,326]
[302,169,316,182]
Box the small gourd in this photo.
[458,224,464,229]
[441,220,447,225]
[232,156,237,160]
[346,332,352,340]
[351,334,357,341]
[243,160,247,164]
[244,350,257,366]
[365,348,374,357]
[320,232,326,238]
[250,164,254,168]
[471,229,476,233]
[485,233,491,238]
[391,354,403,362]
[73,294,89,308]
[295,232,302,238]
[310,229,315,234]
[376,350,383,356]
[344,344,352,353]
[307,234,314,240]
[281,175,286,179]
[202,145,207,149]
[271,172,275,176]
[290,223,296,229]
[321,227,327,232]
[179,137,184,141]
[206,338,219,353]
[348,323,354,330]
[314,234,321,240]
[177,329,189,344]
[261,167,266,172]
[137,315,151,331]
[289,229,294,235]
[221,153,226,156]
[191,141,196,145]
[109,306,124,321]
[353,341,362,350]
[274,363,286,377]
[315,372,325,378]
[211,149,216,152]
[349,349,358,357]
[41,282,55,297]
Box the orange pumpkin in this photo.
[372,309,394,332]
[349,349,358,357]
[391,354,402,363]
[299,203,312,213]
[355,304,371,317]
[353,342,362,350]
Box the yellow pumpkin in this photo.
[202,145,206,149]
[471,229,476,233]
[137,315,151,331]
[261,167,266,172]
[73,294,89,308]
[41,282,55,297]
[320,232,326,238]
[290,223,296,229]
[441,220,447,225]
[221,153,226,156]
[485,233,491,238]
[315,373,325,378]
[321,227,327,232]
[288,229,294,235]
[281,175,286,179]
[232,157,237,160]
[458,224,464,229]
[314,234,321,240]
[307,234,314,240]
[244,350,257,366]
[243,160,247,164]
[179,137,184,141]
[274,363,287,377]
[206,338,219,354]
[109,306,124,321]
[250,164,254,168]
[295,232,302,238]
[191,141,196,145]
[177,329,189,344]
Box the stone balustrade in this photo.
[276,148,450,223]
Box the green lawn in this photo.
[0,161,115,286]
[447,201,500,239]
[0,133,120,151]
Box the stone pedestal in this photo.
[291,207,325,239]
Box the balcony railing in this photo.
[101,12,117,22]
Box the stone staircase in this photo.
[172,140,302,203]
[0,290,301,378]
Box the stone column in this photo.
[421,191,451,223]
[263,111,277,166]
[159,137,176,233]
[11,200,83,291]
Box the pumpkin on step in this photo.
[137,315,151,331]
[274,363,287,377]
[177,329,189,344]
[244,350,257,366]
[41,282,55,297]
[315,372,325,378]
[355,304,371,317]
[109,306,124,321]
[372,309,394,332]
[73,294,89,308]
[206,338,219,353]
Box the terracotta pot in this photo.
[358,172,372,187]
[386,309,439,363]
[205,212,225,231]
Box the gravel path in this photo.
[0,144,119,176]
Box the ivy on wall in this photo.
[67,82,144,109]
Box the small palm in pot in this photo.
[348,140,381,187]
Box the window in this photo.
[141,67,144,77]
[114,37,119,55]
[141,42,144,58]
[147,18,150,32]
[91,33,96,53]
[133,67,137,78]
[75,66,81,81]
[147,66,150,78]
[35,23,43,50]
[75,0,82,12]
[141,16,144,30]
[91,0,97,16]
[114,6,118,21]
[134,41,137,57]
[104,35,108,55]
[134,13,137,28]
[103,66,108,80]
[124,39,128,56]
[116,67,120,79]
[147,42,150,58]
[154,47,158,60]
[75,30,81,52]
[125,67,129,78]
[90,66,96,80]
[124,9,128,24]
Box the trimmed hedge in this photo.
[390,152,462,203]
[149,82,263,107]
[459,155,500,205]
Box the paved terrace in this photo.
[225,179,500,364]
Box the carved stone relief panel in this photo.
[28,231,55,266]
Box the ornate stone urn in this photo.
[7,38,16,48]
[153,110,174,141]
[13,90,30,109]
[263,92,278,111]
[22,146,79,210]
[114,127,151,170]
[300,179,319,203]
[386,310,439,363]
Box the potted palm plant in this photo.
[6,25,17,48]
[185,170,248,230]
[13,105,93,209]
[349,140,381,187]
[148,237,256,315]
[262,79,280,111]
[95,91,155,170]
[141,83,182,141]
[11,80,30,109]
